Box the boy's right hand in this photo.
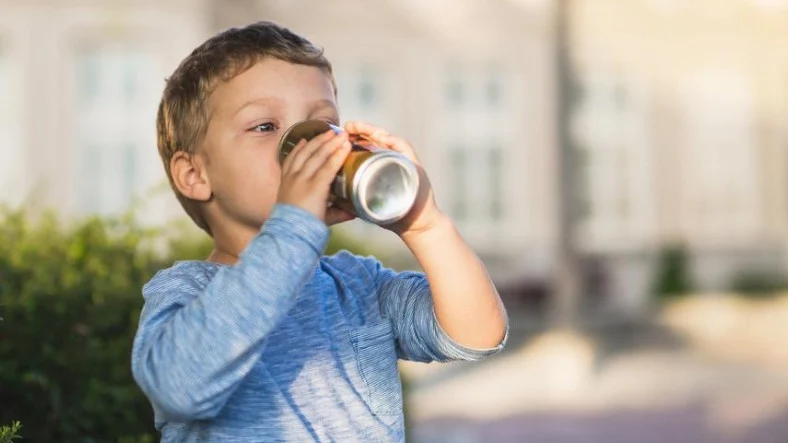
[276,129,354,224]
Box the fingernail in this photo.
[343,141,352,149]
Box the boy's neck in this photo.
[207,248,241,265]
[206,218,263,265]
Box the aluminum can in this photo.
[278,120,420,225]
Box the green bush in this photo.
[652,243,694,301]
[0,208,374,442]
[0,422,22,443]
[730,271,788,296]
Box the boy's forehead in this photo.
[212,58,336,115]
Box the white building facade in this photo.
[4,0,788,319]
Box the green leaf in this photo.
[0,421,22,443]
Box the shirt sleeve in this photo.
[130,204,329,421]
[363,258,508,363]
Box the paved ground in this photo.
[403,297,788,443]
[413,404,788,443]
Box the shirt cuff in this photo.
[259,203,330,255]
[431,309,509,361]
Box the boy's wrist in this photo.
[264,203,330,254]
[270,203,325,224]
[399,212,456,248]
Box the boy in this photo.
[131,21,507,442]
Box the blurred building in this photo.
[0,0,211,226]
[0,0,560,293]
[2,0,788,319]
[247,0,560,294]
[567,0,788,313]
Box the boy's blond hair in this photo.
[156,21,336,234]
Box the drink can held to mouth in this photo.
[278,120,420,225]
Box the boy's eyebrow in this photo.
[309,99,339,112]
[233,97,284,118]
[232,98,337,118]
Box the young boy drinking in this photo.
[131,21,508,442]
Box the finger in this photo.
[344,120,389,143]
[287,129,337,172]
[325,207,356,225]
[281,138,307,173]
[375,133,419,162]
[299,133,351,178]
[344,120,418,162]
[314,141,352,184]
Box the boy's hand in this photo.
[277,129,355,225]
[344,121,446,237]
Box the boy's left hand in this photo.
[344,121,446,237]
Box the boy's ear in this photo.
[170,151,213,202]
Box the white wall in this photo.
[0,0,211,225]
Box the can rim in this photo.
[352,151,420,225]
[277,120,338,164]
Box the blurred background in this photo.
[3,0,788,441]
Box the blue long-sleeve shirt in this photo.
[131,204,506,442]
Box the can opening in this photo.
[356,155,419,224]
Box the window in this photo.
[0,44,8,168]
[572,70,653,243]
[485,66,504,108]
[574,147,592,220]
[441,60,513,225]
[357,66,378,110]
[77,50,99,107]
[335,62,389,126]
[73,45,159,215]
[446,76,465,107]
[123,143,137,203]
[680,69,759,237]
[447,143,507,223]
[488,146,504,220]
[450,147,467,220]
[0,40,24,205]
[444,62,507,110]
[123,59,139,105]
[80,144,102,213]
[76,49,152,109]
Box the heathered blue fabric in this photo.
[131,204,506,442]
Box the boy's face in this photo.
[200,57,338,231]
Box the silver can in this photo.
[278,120,420,225]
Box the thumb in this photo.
[325,206,356,226]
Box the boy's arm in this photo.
[132,129,351,421]
[131,204,328,421]
[371,220,509,363]
[401,215,508,350]
[345,120,507,356]
[373,264,507,363]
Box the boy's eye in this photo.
[252,122,276,133]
